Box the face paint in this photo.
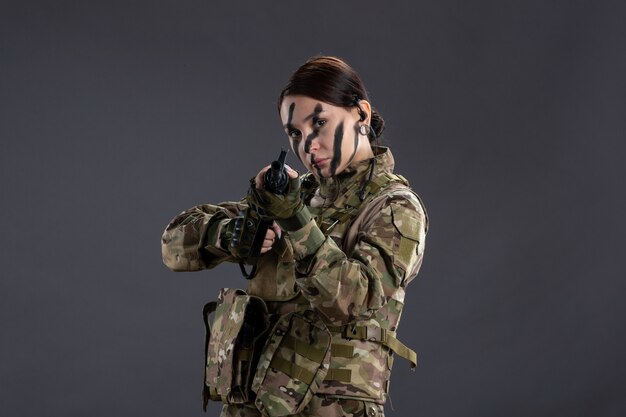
[304,103,324,122]
[329,121,344,176]
[303,104,323,154]
[285,102,296,131]
[314,165,323,178]
[304,130,318,154]
[279,96,373,178]
[285,102,303,164]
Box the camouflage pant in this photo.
[220,396,384,417]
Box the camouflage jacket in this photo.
[161,147,428,404]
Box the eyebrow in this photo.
[283,104,325,129]
[304,104,324,121]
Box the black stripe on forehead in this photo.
[285,102,296,131]
[304,103,323,121]
[329,121,344,176]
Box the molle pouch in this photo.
[203,288,270,410]
[251,310,331,417]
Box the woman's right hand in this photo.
[260,221,282,254]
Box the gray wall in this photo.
[1,1,625,416]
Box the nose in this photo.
[303,131,320,154]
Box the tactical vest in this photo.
[302,170,419,402]
[202,169,423,412]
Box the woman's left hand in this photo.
[247,165,303,221]
[253,164,299,189]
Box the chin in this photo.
[310,168,327,179]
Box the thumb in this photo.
[285,164,299,179]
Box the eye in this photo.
[313,119,326,128]
[288,129,302,139]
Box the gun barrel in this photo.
[263,149,289,194]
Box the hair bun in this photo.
[370,108,385,139]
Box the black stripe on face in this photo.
[304,130,318,154]
[303,104,324,154]
[304,103,323,122]
[285,102,296,133]
[329,121,344,176]
[290,139,303,164]
[310,152,323,177]
[285,103,303,164]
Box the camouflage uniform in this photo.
[162,147,428,416]
[220,396,385,417]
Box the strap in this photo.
[324,368,352,382]
[205,386,224,403]
[327,324,418,369]
[330,343,354,358]
[276,206,313,232]
[266,347,354,384]
[236,348,252,362]
[263,348,351,383]
[385,335,417,369]
[269,356,316,385]
[282,334,328,363]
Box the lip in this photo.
[311,158,329,167]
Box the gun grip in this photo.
[242,218,272,279]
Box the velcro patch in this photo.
[391,204,421,272]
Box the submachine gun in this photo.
[231,149,289,279]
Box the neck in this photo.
[351,140,374,165]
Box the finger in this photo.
[255,165,272,188]
[271,221,282,240]
[284,164,299,179]
[265,227,276,241]
[260,236,275,254]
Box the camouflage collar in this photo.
[315,146,395,201]
[302,147,409,236]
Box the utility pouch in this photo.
[251,309,331,417]
[202,288,270,410]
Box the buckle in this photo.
[343,324,361,340]
[341,325,387,342]
[365,326,387,342]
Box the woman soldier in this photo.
[161,56,428,417]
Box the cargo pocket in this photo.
[252,310,331,417]
[203,288,270,409]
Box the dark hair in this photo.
[278,56,385,142]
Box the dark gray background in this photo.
[1,1,625,416]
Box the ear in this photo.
[356,99,372,124]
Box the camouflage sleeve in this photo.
[161,201,246,272]
[287,193,427,324]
